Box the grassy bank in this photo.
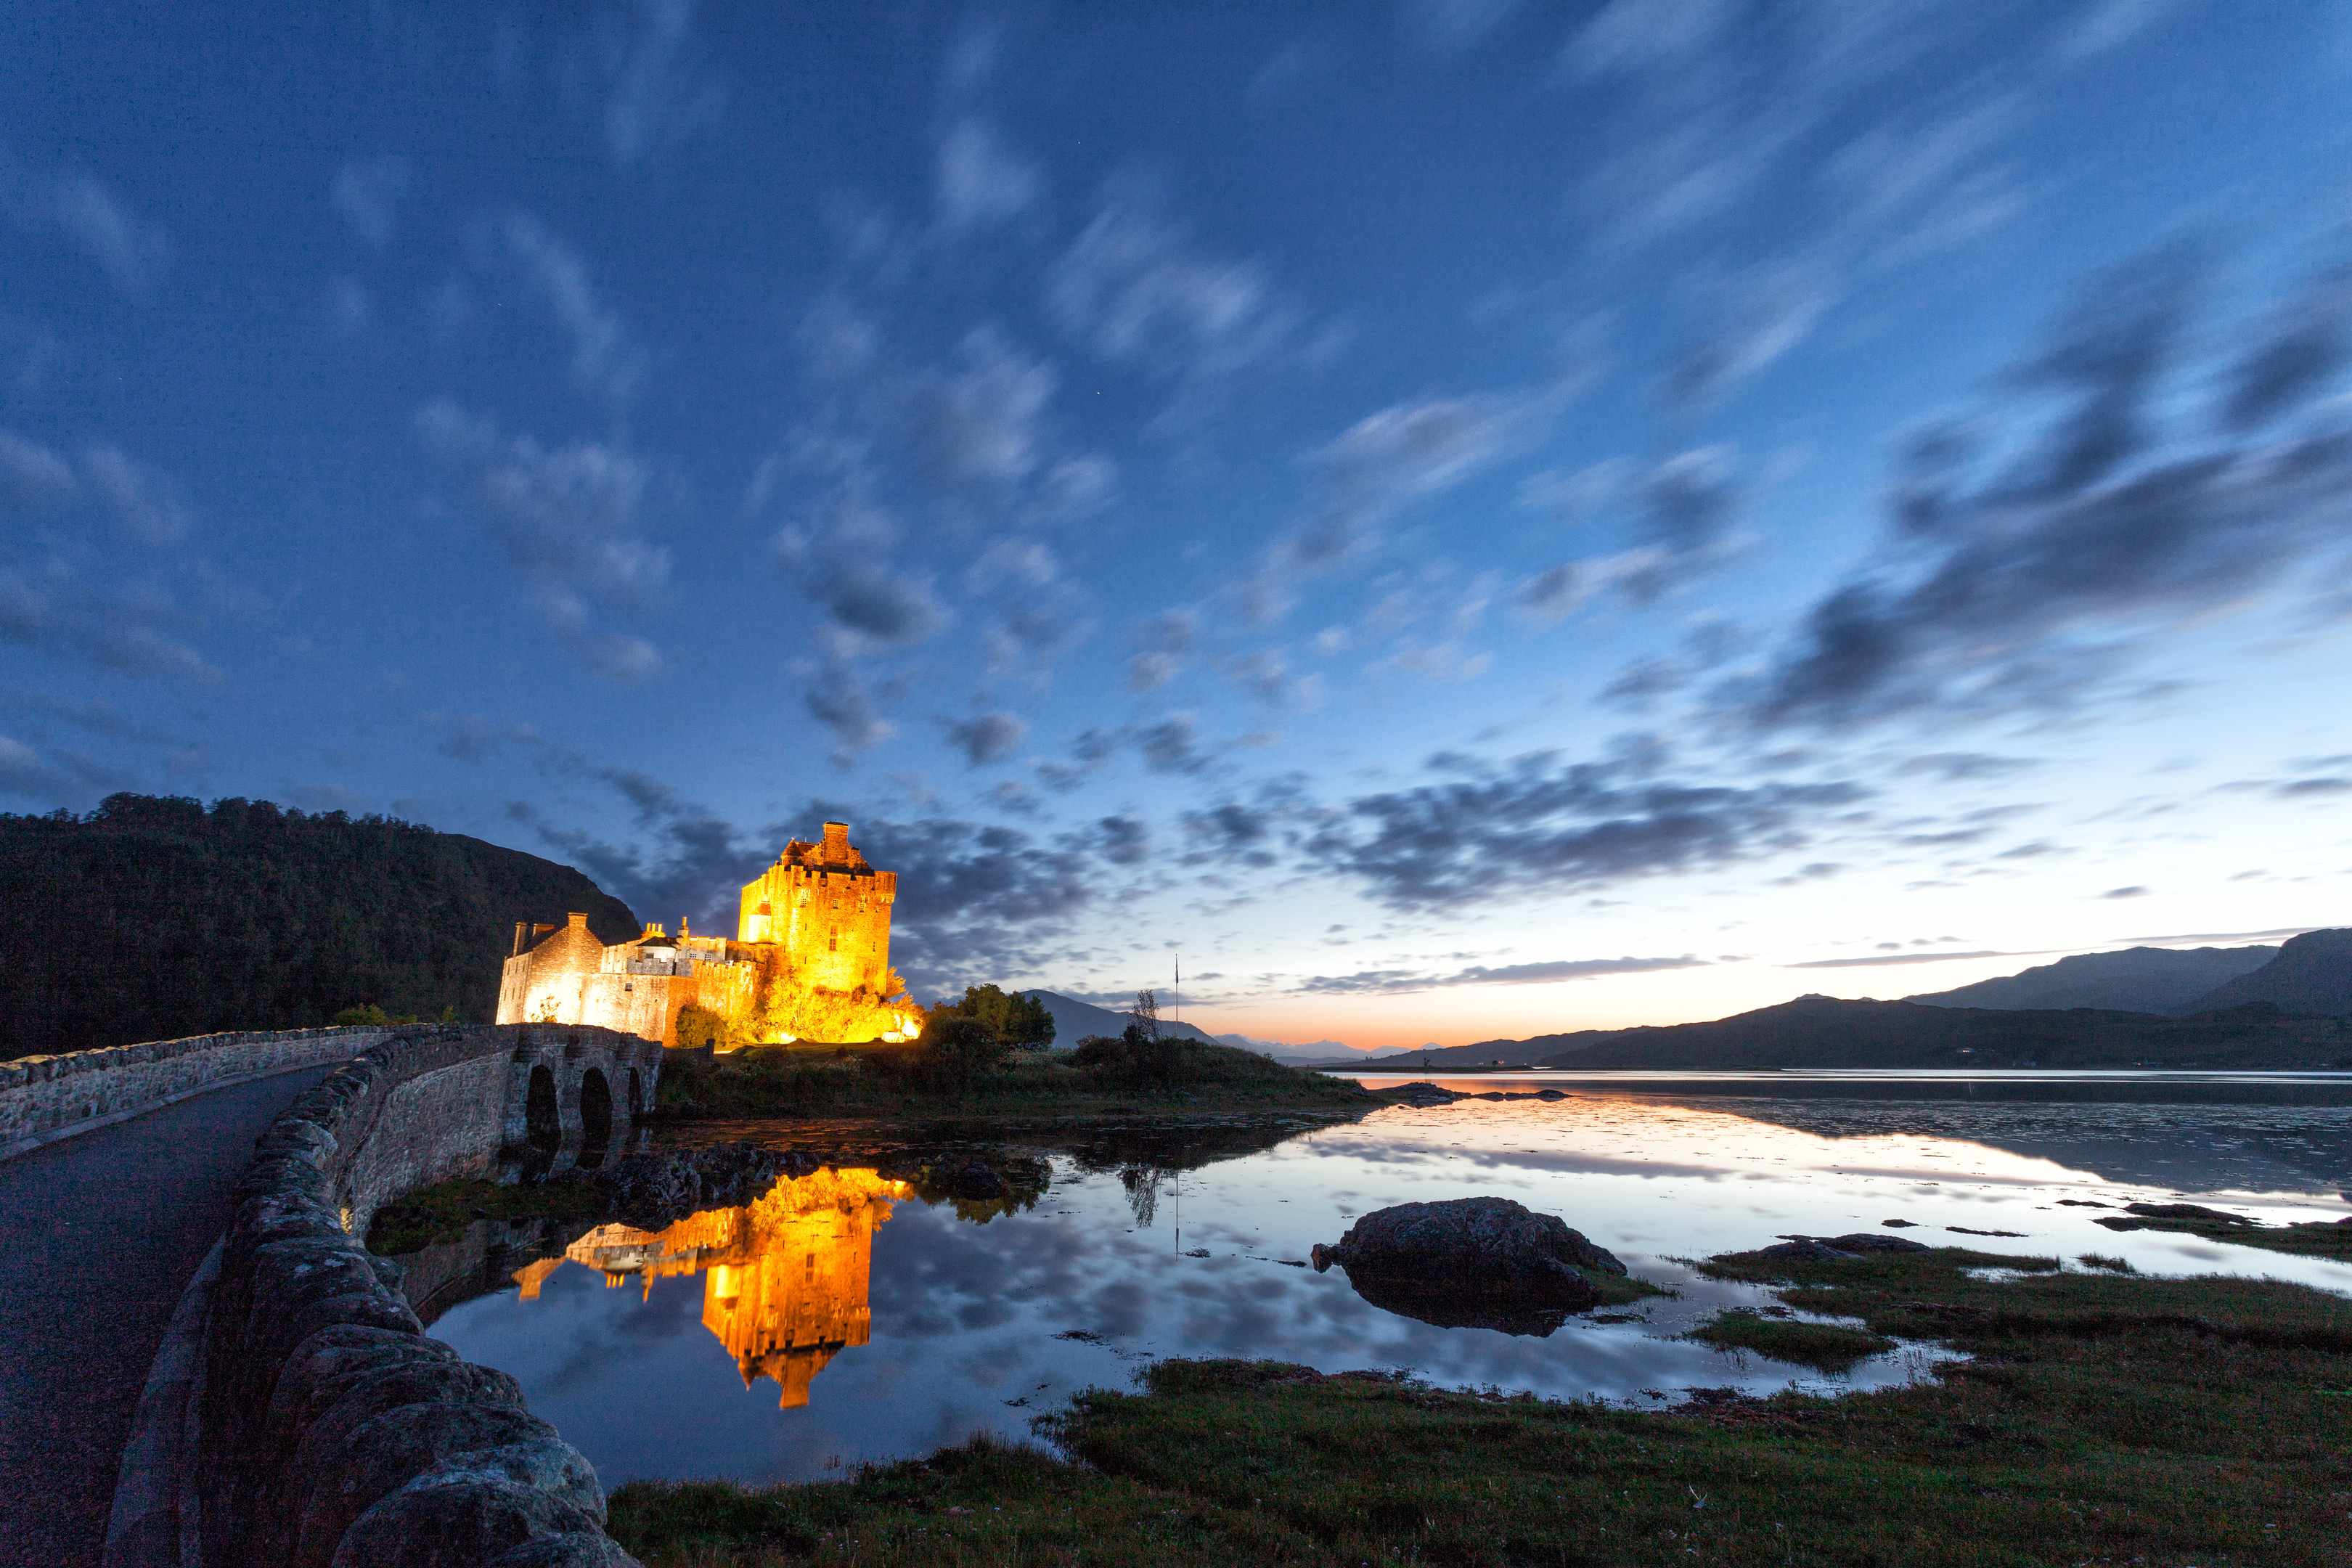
[610,1240,2352,1566]
[653,1039,1378,1123]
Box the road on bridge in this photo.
[0,1064,343,1567]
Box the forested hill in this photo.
[0,793,638,1058]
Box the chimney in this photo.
[822,822,849,861]
[513,921,528,957]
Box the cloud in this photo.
[0,430,80,512]
[1516,564,1586,625]
[944,711,1027,767]
[2221,267,2352,431]
[499,213,642,399]
[48,176,168,297]
[2099,885,2149,899]
[80,446,189,544]
[916,327,1057,502]
[416,401,671,682]
[1897,752,2043,782]
[777,499,948,648]
[1299,954,1706,994]
[1667,271,1826,408]
[0,732,137,802]
[1784,949,2015,969]
[594,0,727,169]
[331,155,412,246]
[1136,713,1209,775]
[1183,801,1276,866]
[936,119,1045,233]
[1731,248,2352,732]
[1126,609,1197,691]
[1307,751,1866,909]
[0,569,222,684]
[1089,813,1150,865]
[803,662,895,765]
[1048,192,1303,388]
[1400,0,1522,52]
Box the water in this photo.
[417,1075,2352,1489]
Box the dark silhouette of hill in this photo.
[2183,928,2352,1016]
[1455,994,2348,1071]
[1906,944,2276,1013]
[0,793,638,1058]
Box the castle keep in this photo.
[495,821,922,1048]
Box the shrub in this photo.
[926,984,1056,1051]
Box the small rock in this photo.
[1881,1218,1918,1228]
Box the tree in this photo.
[928,984,1055,1051]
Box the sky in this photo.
[5,1,2351,1052]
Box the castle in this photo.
[494,821,923,1048]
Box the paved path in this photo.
[0,1064,339,1568]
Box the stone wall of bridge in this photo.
[105,1022,663,1568]
[1,1025,396,1161]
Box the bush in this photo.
[674,1003,736,1052]
[926,984,1055,1051]
[1071,1022,1180,1084]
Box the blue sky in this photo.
[6,0,2351,1048]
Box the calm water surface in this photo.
[423,1076,2352,1489]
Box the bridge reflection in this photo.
[514,1167,915,1407]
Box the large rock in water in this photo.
[1310,1197,1626,1336]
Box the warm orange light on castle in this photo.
[515,1167,915,1407]
[494,821,923,1048]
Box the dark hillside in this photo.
[1466,994,2348,1071]
[0,793,637,1058]
[1906,944,2276,1013]
[2183,928,2352,1016]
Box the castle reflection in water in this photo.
[514,1168,915,1408]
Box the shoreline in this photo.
[607,1234,2352,1565]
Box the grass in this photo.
[608,1240,2352,1566]
[653,1040,1379,1124]
[2089,1208,2352,1262]
[363,1175,605,1254]
[1681,1310,1895,1373]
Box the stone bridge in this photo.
[0,1021,667,1567]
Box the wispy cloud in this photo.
[1299,953,1707,993]
[416,401,671,682]
[592,0,727,169]
[499,213,643,399]
[331,155,412,247]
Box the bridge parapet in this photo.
[106,1023,662,1568]
[0,1025,397,1162]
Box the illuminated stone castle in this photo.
[494,821,922,1048]
[515,1167,913,1408]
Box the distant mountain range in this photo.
[1019,990,1227,1049]
[1306,928,2351,1074]
[1906,944,2277,1012]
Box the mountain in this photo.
[1219,1034,1375,1065]
[1018,990,1226,1049]
[1301,1042,1559,1071]
[1458,993,2348,1071]
[1906,944,2277,1013]
[2182,928,2352,1016]
[0,793,640,1058]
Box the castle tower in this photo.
[735,822,915,1041]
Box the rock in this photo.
[1381,1082,1461,1105]
[2121,1201,2254,1225]
[1748,1239,1853,1264]
[592,1143,820,1226]
[490,1535,646,1567]
[329,1471,602,1568]
[1818,1233,1929,1254]
[1310,1198,1626,1333]
[1881,1218,1918,1228]
[297,1403,591,1567]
